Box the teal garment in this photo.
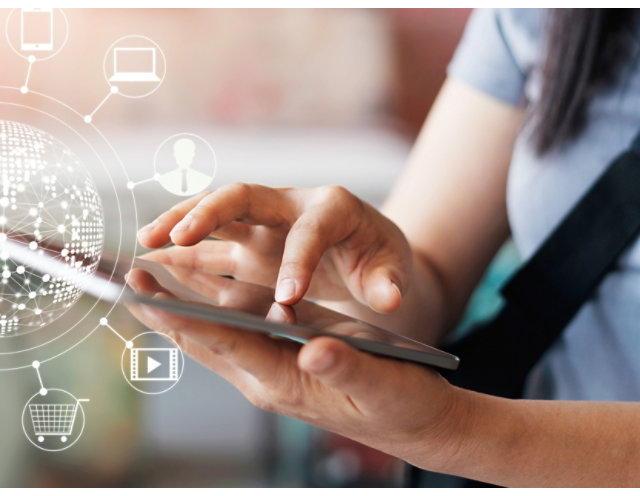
[448,9,640,400]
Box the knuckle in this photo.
[279,259,310,277]
[225,243,241,273]
[317,185,362,215]
[254,382,305,415]
[317,184,349,202]
[294,215,323,235]
[189,204,213,223]
[205,330,240,357]
[274,382,304,410]
[166,330,185,349]
[247,391,278,414]
[225,182,252,199]
[221,333,241,356]
[165,205,186,221]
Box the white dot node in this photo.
[126,341,134,349]
[29,241,37,250]
[126,181,135,190]
[83,115,92,124]
[39,388,47,396]
[99,317,108,326]
[27,55,36,64]
[32,360,40,369]
[110,85,119,94]
[20,85,28,94]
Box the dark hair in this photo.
[533,9,640,155]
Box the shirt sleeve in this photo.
[447,8,527,106]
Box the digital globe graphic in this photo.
[0,120,104,336]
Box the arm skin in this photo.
[442,392,640,487]
[322,78,524,343]
[135,78,640,486]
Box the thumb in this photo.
[359,266,404,313]
[298,336,390,408]
[343,243,411,313]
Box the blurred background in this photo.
[0,8,518,487]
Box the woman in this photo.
[133,9,640,486]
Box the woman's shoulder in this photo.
[448,8,546,107]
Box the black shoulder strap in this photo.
[501,133,640,337]
[444,130,640,398]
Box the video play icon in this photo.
[121,332,185,395]
[147,355,161,374]
[130,348,179,382]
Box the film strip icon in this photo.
[130,348,179,381]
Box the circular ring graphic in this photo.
[102,35,167,99]
[0,86,138,371]
[5,9,70,63]
[153,132,217,196]
[21,388,88,452]
[121,331,185,395]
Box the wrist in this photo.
[411,384,523,485]
[407,383,480,474]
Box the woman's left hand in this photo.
[126,260,469,471]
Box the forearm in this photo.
[420,388,640,487]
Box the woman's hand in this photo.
[125,285,467,472]
[137,184,412,313]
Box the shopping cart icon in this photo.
[28,398,89,443]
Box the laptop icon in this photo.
[109,47,160,83]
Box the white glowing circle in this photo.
[0,120,104,336]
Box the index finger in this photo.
[142,183,299,248]
[138,191,210,248]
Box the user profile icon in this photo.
[121,331,185,395]
[154,133,217,196]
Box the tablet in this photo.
[2,235,460,371]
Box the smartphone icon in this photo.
[20,8,53,52]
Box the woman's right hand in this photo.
[137,183,413,313]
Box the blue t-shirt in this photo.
[448,9,640,400]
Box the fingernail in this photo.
[305,349,335,374]
[266,303,287,323]
[170,215,193,236]
[390,282,401,297]
[139,220,157,233]
[275,278,297,303]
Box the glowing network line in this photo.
[126,173,161,191]
[99,316,132,348]
[84,86,119,124]
[20,55,36,94]
[31,360,47,395]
